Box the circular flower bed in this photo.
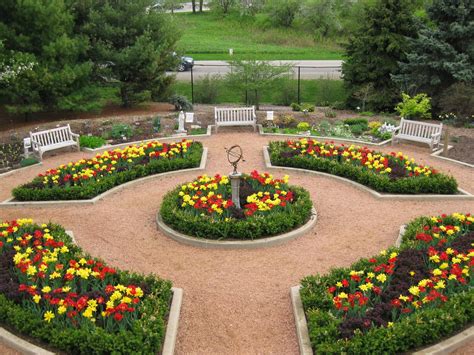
[160,171,313,240]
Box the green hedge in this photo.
[0,223,172,354]
[300,215,474,353]
[160,186,313,240]
[12,142,203,201]
[268,142,458,194]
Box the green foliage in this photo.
[264,0,301,28]
[291,103,315,112]
[153,117,162,133]
[275,114,297,128]
[169,94,193,111]
[324,109,337,118]
[297,122,310,131]
[393,0,473,109]
[342,0,418,111]
[226,59,292,109]
[79,135,106,149]
[439,83,474,124]
[110,124,133,140]
[343,118,369,128]
[160,185,312,240]
[12,143,203,201]
[194,74,221,104]
[268,141,458,194]
[348,123,367,136]
[20,157,39,167]
[395,93,432,120]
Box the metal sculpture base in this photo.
[229,172,242,209]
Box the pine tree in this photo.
[342,0,418,111]
[393,0,474,108]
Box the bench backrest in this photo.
[399,118,442,139]
[30,125,74,146]
[215,106,256,124]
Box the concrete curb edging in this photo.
[263,146,474,200]
[290,285,313,355]
[0,148,208,208]
[394,224,406,248]
[413,326,474,354]
[162,287,183,355]
[81,126,213,153]
[0,327,54,355]
[257,124,392,147]
[431,147,474,169]
[156,208,318,249]
[0,162,42,178]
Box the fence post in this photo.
[297,66,301,105]
[443,127,449,157]
[190,66,194,104]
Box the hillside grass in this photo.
[171,78,347,105]
[174,12,344,60]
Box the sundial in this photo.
[225,145,244,174]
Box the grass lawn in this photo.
[174,12,344,60]
[171,78,347,105]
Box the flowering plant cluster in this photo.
[13,140,203,200]
[285,138,435,177]
[301,213,473,352]
[178,171,293,219]
[269,140,458,194]
[0,219,154,332]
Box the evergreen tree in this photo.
[81,0,179,107]
[0,0,96,118]
[393,0,473,109]
[342,0,418,111]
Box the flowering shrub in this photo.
[300,213,474,353]
[160,171,313,240]
[13,140,203,200]
[269,139,457,194]
[0,219,171,353]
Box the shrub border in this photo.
[258,124,393,147]
[0,147,208,207]
[0,229,183,355]
[156,207,317,249]
[81,126,213,153]
[291,219,474,354]
[263,146,473,200]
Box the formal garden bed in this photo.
[299,212,474,353]
[268,139,459,195]
[12,140,203,201]
[160,171,313,241]
[262,116,397,145]
[0,219,173,353]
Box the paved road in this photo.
[171,60,343,81]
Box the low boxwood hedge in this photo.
[12,141,203,201]
[160,185,313,240]
[269,141,458,195]
[300,213,474,353]
[0,220,172,354]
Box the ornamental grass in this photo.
[300,212,474,353]
[269,139,458,194]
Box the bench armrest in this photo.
[71,132,80,138]
[431,132,441,138]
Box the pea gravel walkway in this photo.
[0,129,473,354]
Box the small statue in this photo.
[175,111,187,134]
[225,145,245,209]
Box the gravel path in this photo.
[0,129,473,354]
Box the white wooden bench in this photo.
[29,124,80,160]
[214,106,256,133]
[392,118,442,150]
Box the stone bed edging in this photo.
[81,126,213,153]
[156,207,318,249]
[0,148,208,208]
[257,124,392,147]
[263,146,474,200]
[291,224,474,355]
[431,147,474,169]
[0,162,42,179]
[0,231,182,355]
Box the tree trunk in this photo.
[120,86,130,108]
[199,0,203,12]
[192,0,196,13]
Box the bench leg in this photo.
[215,125,218,134]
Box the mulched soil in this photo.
[0,129,473,354]
[448,136,474,164]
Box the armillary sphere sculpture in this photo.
[225,145,245,209]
